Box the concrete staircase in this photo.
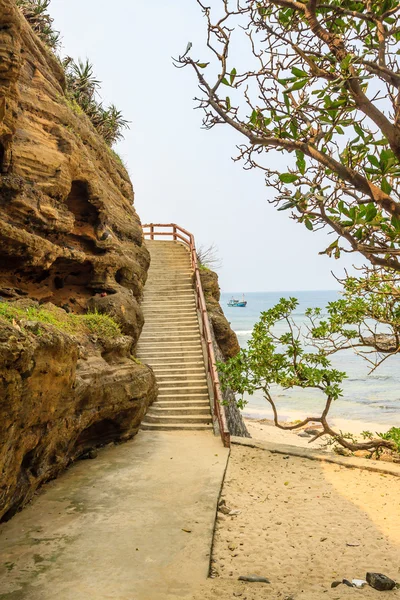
[137,240,213,431]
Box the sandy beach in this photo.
[190,443,400,600]
[243,417,397,454]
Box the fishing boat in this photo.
[228,294,247,307]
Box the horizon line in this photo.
[221,288,341,294]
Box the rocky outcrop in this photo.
[200,268,250,438]
[0,0,149,328]
[363,334,397,352]
[0,0,157,520]
[0,310,156,522]
[200,269,240,358]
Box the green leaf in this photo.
[220,77,230,86]
[340,54,352,70]
[283,79,307,94]
[296,150,306,175]
[196,62,209,69]
[365,204,378,222]
[230,68,237,86]
[305,219,313,231]
[367,154,380,168]
[391,215,400,232]
[226,96,231,111]
[278,200,296,211]
[381,177,392,194]
[291,67,308,78]
[354,123,365,139]
[279,173,299,184]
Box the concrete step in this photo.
[142,328,200,335]
[139,354,204,362]
[158,392,210,401]
[148,406,211,416]
[137,343,203,351]
[147,270,192,275]
[140,334,201,343]
[142,298,195,304]
[145,285,193,291]
[144,413,212,425]
[138,349,203,358]
[141,303,196,310]
[141,331,200,339]
[152,366,206,375]
[158,382,208,398]
[141,422,212,431]
[144,287,193,293]
[138,348,203,355]
[150,262,191,268]
[157,378,208,387]
[144,289,194,295]
[142,293,195,299]
[143,296,195,302]
[142,316,197,322]
[149,362,205,370]
[141,310,197,317]
[142,325,200,333]
[142,324,199,331]
[143,298,195,305]
[154,400,210,408]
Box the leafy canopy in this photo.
[219,296,397,452]
[177,0,400,271]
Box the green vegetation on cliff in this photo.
[0,302,121,338]
[16,0,129,147]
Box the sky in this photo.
[49,0,363,293]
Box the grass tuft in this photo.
[0,302,121,339]
[81,311,121,338]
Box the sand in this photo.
[189,444,400,600]
[243,417,394,453]
[244,418,330,451]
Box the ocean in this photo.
[221,291,400,431]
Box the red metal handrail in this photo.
[142,223,230,448]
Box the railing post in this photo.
[150,224,154,240]
[173,225,177,241]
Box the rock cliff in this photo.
[0,0,156,520]
[200,269,249,437]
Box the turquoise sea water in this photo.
[221,291,400,430]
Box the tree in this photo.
[218,297,398,453]
[175,2,400,360]
[176,1,400,448]
[176,1,400,273]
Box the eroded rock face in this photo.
[0,0,149,330]
[200,269,249,437]
[200,269,240,358]
[0,319,157,522]
[0,0,157,520]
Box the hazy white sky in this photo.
[49,0,362,292]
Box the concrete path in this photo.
[0,431,229,600]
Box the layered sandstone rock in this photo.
[0,0,149,327]
[0,0,156,520]
[200,268,249,437]
[200,268,240,358]
[0,313,156,522]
